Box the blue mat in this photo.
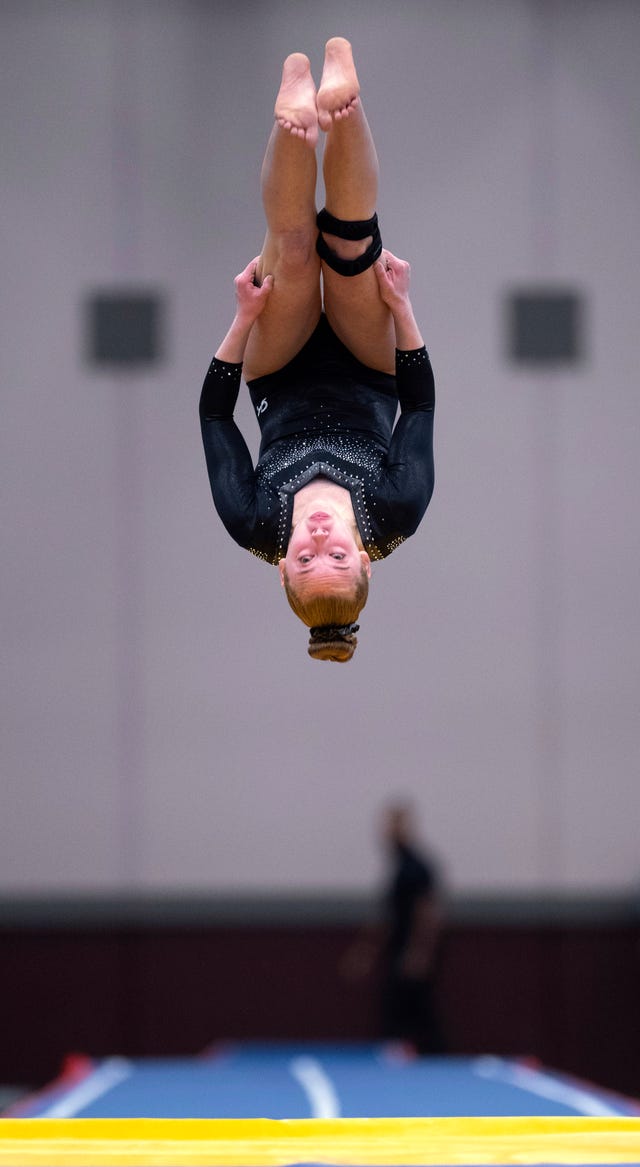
[15,1043,639,1121]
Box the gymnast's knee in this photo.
[269,227,318,275]
[316,208,383,276]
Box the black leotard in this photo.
[199,314,434,565]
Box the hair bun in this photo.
[308,623,359,663]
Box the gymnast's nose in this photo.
[307,513,332,539]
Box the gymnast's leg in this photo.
[317,37,395,374]
[243,53,322,381]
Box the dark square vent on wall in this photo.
[508,289,583,364]
[86,290,165,366]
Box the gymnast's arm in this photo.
[199,259,274,544]
[385,349,435,530]
[374,251,435,529]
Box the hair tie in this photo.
[309,623,360,643]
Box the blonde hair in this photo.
[282,567,369,662]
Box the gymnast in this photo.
[200,37,435,661]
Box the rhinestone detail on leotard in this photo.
[254,432,389,564]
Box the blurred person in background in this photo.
[344,801,446,1054]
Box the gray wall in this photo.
[2,0,639,897]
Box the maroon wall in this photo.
[2,919,639,1099]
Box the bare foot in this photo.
[275,52,319,148]
[317,37,360,132]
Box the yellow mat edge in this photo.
[2,1117,640,1166]
[4,1117,640,1135]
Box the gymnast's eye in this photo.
[298,554,313,564]
[331,552,346,560]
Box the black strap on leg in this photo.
[316,207,383,276]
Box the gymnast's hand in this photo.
[234,257,274,325]
[374,249,424,349]
[374,249,412,313]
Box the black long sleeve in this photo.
[395,346,435,412]
[199,356,243,421]
[384,347,435,534]
[199,358,258,549]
